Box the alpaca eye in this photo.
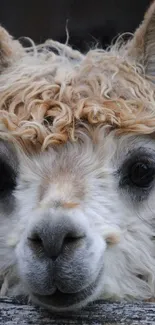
[119,152,155,199]
[0,160,16,196]
[129,161,154,188]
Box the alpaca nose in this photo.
[28,220,85,260]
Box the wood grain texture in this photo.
[0,298,155,325]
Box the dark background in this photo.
[0,0,152,52]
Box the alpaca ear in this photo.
[0,26,23,71]
[128,1,155,80]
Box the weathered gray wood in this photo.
[0,297,155,325]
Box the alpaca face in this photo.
[1,0,155,313]
[1,132,155,311]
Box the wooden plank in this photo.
[0,298,155,325]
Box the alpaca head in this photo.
[1,1,155,312]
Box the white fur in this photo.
[0,130,155,311]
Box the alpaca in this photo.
[0,1,155,313]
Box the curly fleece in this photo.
[0,11,155,152]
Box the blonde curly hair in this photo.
[0,1,155,152]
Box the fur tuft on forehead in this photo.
[1,1,155,152]
[0,43,154,152]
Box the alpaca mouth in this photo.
[33,285,96,310]
[31,268,104,311]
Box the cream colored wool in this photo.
[1,0,155,312]
[0,6,155,152]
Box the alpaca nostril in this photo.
[63,232,84,246]
[28,233,43,246]
[28,222,86,260]
[64,236,76,245]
